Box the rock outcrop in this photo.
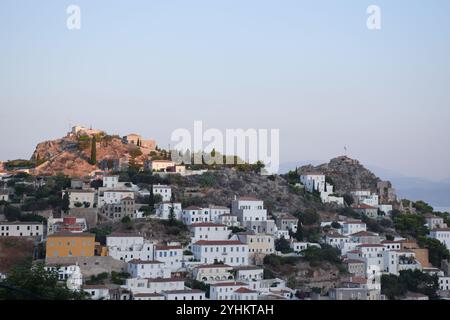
[298,156,381,194]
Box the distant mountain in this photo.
[282,158,450,207]
[367,165,450,207]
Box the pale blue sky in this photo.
[1,1,449,180]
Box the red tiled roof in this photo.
[184,206,203,211]
[190,222,227,228]
[133,293,164,298]
[155,244,183,250]
[356,244,385,248]
[234,287,257,294]
[196,264,232,269]
[350,231,378,237]
[163,289,204,294]
[194,240,243,246]
[210,282,247,287]
[48,232,94,238]
[128,259,163,265]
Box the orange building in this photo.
[46,232,95,258]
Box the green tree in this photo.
[61,191,70,213]
[275,237,292,253]
[418,237,450,267]
[295,220,304,241]
[299,209,320,225]
[90,136,97,165]
[168,205,175,224]
[0,261,87,300]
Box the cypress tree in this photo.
[90,136,97,165]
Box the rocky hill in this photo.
[30,130,150,177]
[298,156,382,194]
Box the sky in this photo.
[0,0,449,180]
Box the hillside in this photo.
[298,156,382,194]
[30,130,150,177]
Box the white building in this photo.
[99,190,134,207]
[0,190,9,202]
[429,228,450,251]
[209,282,250,300]
[127,259,171,279]
[124,277,184,294]
[192,240,249,266]
[325,231,350,248]
[162,289,206,300]
[106,234,155,262]
[64,189,96,208]
[152,184,172,202]
[47,216,88,235]
[351,190,379,207]
[425,215,447,229]
[156,202,182,220]
[381,240,402,251]
[83,285,111,300]
[154,243,183,271]
[147,160,175,172]
[348,244,386,277]
[300,173,326,193]
[182,206,210,225]
[190,222,231,242]
[439,277,450,291]
[45,263,83,291]
[103,175,119,189]
[290,242,321,254]
[382,250,422,276]
[193,264,234,283]
[218,214,240,227]
[209,205,231,222]
[378,204,393,216]
[234,266,264,282]
[133,293,165,300]
[231,196,267,223]
[0,221,43,237]
[341,220,367,236]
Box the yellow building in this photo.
[46,232,95,258]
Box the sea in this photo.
[434,207,450,213]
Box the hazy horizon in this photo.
[1,1,450,180]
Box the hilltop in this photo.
[28,126,156,177]
[297,156,382,194]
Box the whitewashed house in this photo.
[154,243,183,271]
[127,259,171,279]
[341,220,367,236]
[190,222,231,242]
[429,228,450,251]
[209,282,249,300]
[162,289,206,300]
[156,202,182,220]
[106,234,155,262]
[193,264,234,283]
[182,206,210,225]
[231,196,267,223]
[152,184,172,202]
[192,240,249,266]
[0,221,43,238]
